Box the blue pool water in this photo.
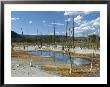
[31,50,93,65]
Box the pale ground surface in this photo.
[11,58,99,77]
[11,58,61,77]
[14,45,100,54]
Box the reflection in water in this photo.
[31,50,93,65]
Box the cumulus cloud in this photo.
[29,20,32,24]
[74,27,83,33]
[74,15,83,25]
[74,17,100,36]
[11,17,20,21]
[92,17,100,28]
[51,22,64,26]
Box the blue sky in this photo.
[11,11,100,37]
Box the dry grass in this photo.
[41,65,99,77]
[11,50,54,60]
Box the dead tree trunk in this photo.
[69,52,72,74]
[72,16,74,49]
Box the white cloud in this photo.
[74,17,100,36]
[29,20,32,24]
[65,18,72,22]
[75,33,82,37]
[42,33,46,35]
[64,11,93,16]
[88,32,96,35]
[56,32,60,35]
[92,17,100,28]
[51,22,64,26]
[42,20,46,23]
[74,15,83,25]
[11,18,15,20]
[62,32,66,34]
[74,27,83,33]
[56,32,59,34]
[64,11,82,16]
[28,33,38,35]
[84,11,93,15]
[11,17,20,21]
[16,18,20,20]
[49,32,53,35]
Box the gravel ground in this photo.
[11,59,60,77]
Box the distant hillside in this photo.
[11,31,99,43]
[11,31,84,43]
[11,31,23,42]
[11,31,22,38]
